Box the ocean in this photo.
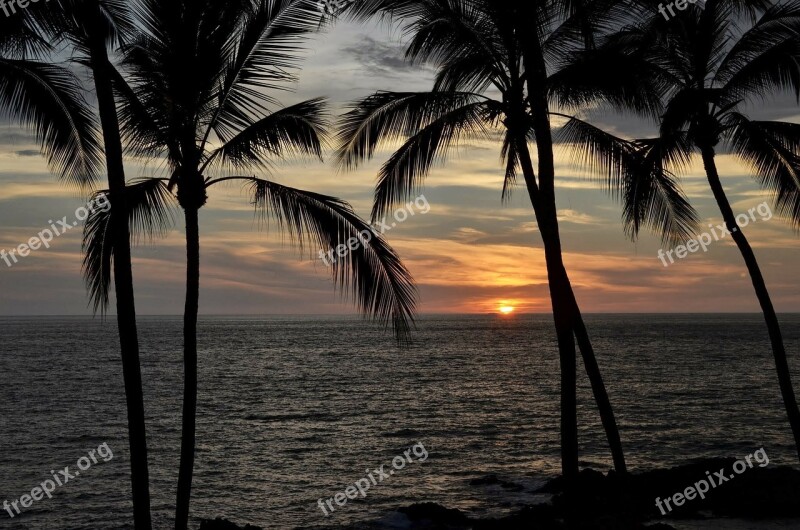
[1,314,799,529]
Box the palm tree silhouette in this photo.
[82,0,416,527]
[337,0,693,477]
[2,2,154,526]
[589,0,800,460]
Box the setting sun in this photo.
[499,305,515,315]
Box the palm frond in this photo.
[544,0,636,58]
[659,87,710,138]
[340,0,418,22]
[82,179,176,313]
[97,0,137,49]
[500,129,520,203]
[557,116,637,196]
[336,91,489,171]
[433,51,503,94]
[0,58,103,187]
[110,56,176,159]
[0,5,53,57]
[123,0,254,158]
[716,0,800,101]
[49,0,137,56]
[403,0,508,81]
[627,134,699,245]
[548,43,669,119]
[558,116,699,244]
[248,177,417,341]
[725,112,800,228]
[717,1,800,104]
[203,97,329,171]
[202,0,323,145]
[372,99,496,220]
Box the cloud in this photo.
[557,209,604,225]
[0,128,37,145]
[14,149,40,157]
[342,35,429,78]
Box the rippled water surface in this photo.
[1,314,799,529]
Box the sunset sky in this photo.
[0,20,798,317]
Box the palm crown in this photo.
[620,0,800,230]
[336,0,699,244]
[83,0,416,338]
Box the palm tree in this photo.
[82,1,416,527]
[337,0,694,477]
[2,3,154,527]
[587,0,800,460]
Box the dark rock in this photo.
[438,502,677,530]
[198,517,263,530]
[470,474,525,492]
[472,504,564,529]
[398,502,470,526]
[539,468,608,494]
[538,458,800,521]
[470,474,501,486]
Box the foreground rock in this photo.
[391,458,800,529]
[469,474,525,491]
[397,502,675,529]
[198,517,263,530]
[541,458,800,520]
[198,459,800,529]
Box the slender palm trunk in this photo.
[539,216,581,479]
[701,145,800,462]
[517,137,579,478]
[570,308,628,475]
[531,87,627,474]
[518,120,627,476]
[88,27,153,530]
[175,206,201,530]
[571,306,627,474]
[518,25,627,474]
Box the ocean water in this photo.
[1,314,799,529]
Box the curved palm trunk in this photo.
[175,206,200,530]
[539,219,581,479]
[88,28,153,530]
[517,138,578,477]
[518,24,627,476]
[701,146,800,462]
[518,125,627,477]
[571,307,627,474]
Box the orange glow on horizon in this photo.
[498,305,515,315]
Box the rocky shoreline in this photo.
[199,458,800,529]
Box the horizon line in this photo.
[2,311,799,317]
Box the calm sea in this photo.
[1,314,799,529]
